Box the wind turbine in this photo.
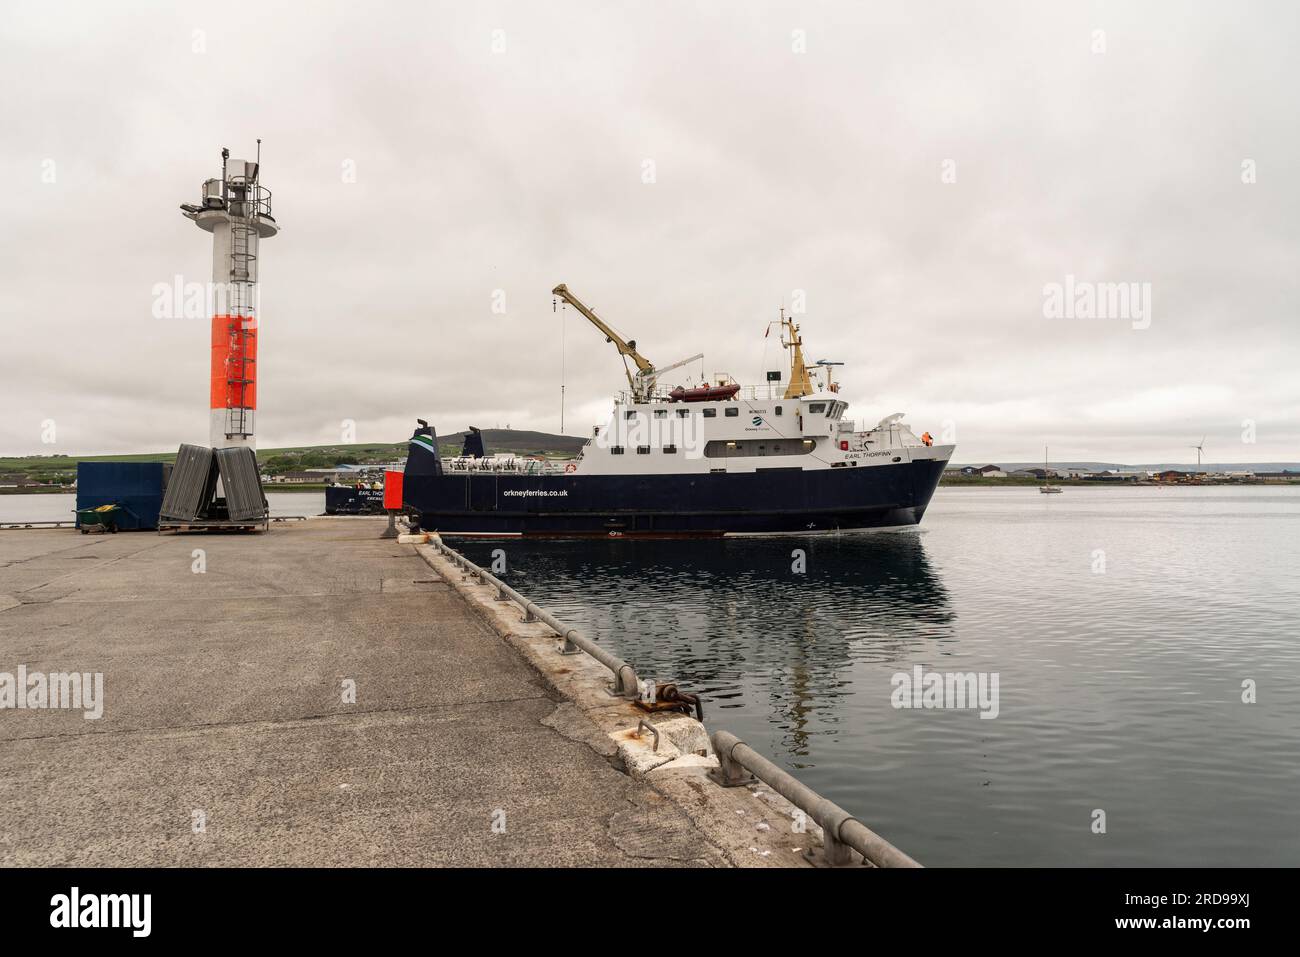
[1189,436,1206,472]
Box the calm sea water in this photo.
[452,486,1300,866]
[6,486,1295,865]
[0,491,324,524]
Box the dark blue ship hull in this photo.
[403,458,947,537]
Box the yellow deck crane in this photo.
[552,284,701,402]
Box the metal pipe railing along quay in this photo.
[427,538,919,868]
[428,539,641,698]
[712,730,922,868]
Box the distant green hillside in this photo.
[1,430,586,482]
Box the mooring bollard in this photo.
[380,509,398,539]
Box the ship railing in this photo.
[443,460,567,475]
[615,383,788,405]
[736,384,788,402]
[427,538,642,698]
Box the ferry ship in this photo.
[324,481,385,515]
[402,284,953,537]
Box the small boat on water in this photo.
[1040,446,1063,494]
[400,284,954,537]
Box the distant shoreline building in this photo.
[938,463,1299,485]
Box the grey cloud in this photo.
[1,0,1296,463]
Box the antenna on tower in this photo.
[559,295,566,434]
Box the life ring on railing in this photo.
[565,463,578,473]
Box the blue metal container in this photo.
[76,462,168,530]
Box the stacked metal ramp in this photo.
[215,447,267,523]
[158,444,267,530]
[159,445,217,522]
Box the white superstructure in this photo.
[444,386,950,478]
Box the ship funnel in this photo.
[461,427,486,459]
[405,422,443,477]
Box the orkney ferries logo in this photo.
[751,416,763,427]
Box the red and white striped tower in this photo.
[180,145,279,449]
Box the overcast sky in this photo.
[2,0,1296,464]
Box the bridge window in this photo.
[703,408,717,418]
[653,409,667,418]
[676,409,690,418]
[610,446,624,455]
[808,403,826,414]
[725,407,739,417]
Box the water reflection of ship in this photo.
[460,531,953,759]
[727,533,954,759]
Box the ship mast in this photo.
[780,309,814,399]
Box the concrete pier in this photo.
[0,519,738,866]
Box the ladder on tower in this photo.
[224,184,258,439]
